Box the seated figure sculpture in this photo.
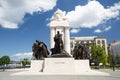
[51,31,71,57]
[54,31,63,54]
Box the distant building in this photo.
[70,36,108,55]
[108,41,120,55]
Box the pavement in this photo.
[0,68,120,80]
[11,69,110,76]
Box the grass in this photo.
[90,65,120,70]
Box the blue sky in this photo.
[0,0,120,60]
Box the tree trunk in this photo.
[3,65,5,71]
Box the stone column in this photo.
[104,39,108,55]
[50,27,55,49]
[64,27,70,55]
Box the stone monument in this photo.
[50,9,70,55]
[14,9,109,76]
[30,9,91,73]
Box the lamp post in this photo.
[111,45,115,71]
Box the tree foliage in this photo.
[0,55,10,71]
[91,43,107,66]
[21,58,30,68]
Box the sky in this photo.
[0,0,120,61]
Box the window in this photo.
[102,40,105,44]
[97,40,100,44]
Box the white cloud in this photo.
[94,26,112,33]
[66,0,120,28]
[0,0,57,29]
[70,28,80,33]
[94,29,102,33]
[11,52,32,61]
[104,26,111,31]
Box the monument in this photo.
[30,9,91,73]
[28,9,109,76]
[50,9,71,55]
[12,9,109,76]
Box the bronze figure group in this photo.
[32,40,49,60]
[73,42,90,59]
[32,31,90,60]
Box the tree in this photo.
[0,58,2,66]
[21,58,30,69]
[91,44,107,66]
[0,56,10,71]
[100,46,107,65]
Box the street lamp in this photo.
[111,46,115,71]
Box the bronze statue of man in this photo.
[54,31,63,54]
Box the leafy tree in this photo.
[91,44,107,66]
[0,56,10,71]
[100,46,107,65]
[21,58,30,68]
[0,58,2,65]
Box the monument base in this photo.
[51,50,71,58]
[44,58,74,73]
[12,58,109,76]
[51,53,71,58]
[75,60,90,72]
[30,58,90,73]
[30,60,43,72]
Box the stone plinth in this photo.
[30,58,91,73]
[75,60,90,72]
[15,58,110,76]
[30,60,43,72]
[43,58,75,73]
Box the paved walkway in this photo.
[0,69,120,80]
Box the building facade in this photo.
[70,36,108,55]
[108,41,120,55]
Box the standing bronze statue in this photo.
[32,40,49,60]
